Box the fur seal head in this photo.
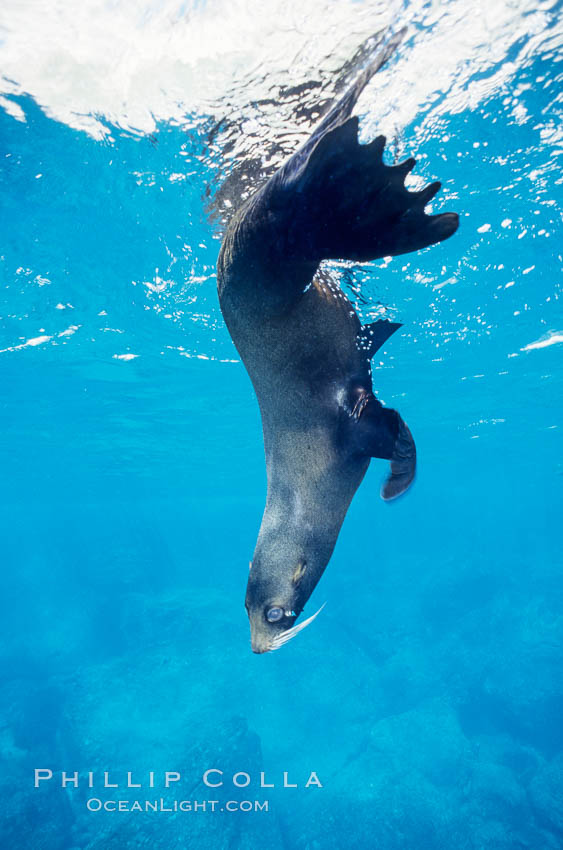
[246,551,326,654]
[246,525,316,653]
[244,466,357,653]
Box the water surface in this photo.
[1,1,562,848]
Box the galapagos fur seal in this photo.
[216,31,459,654]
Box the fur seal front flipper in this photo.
[353,320,416,498]
[217,30,459,653]
[357,320,403,358]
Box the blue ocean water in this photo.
[1,1,562,847]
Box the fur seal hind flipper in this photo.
[265,26,458,273]
[218,29,457,315]
[279,116,458,266]
[357,320,402,359]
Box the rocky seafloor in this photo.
[1,491,562,850]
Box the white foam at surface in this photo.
[0,0,559,139]
[522,332,563,352]
[0,334,52,353]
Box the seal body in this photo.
[217,32,459,653]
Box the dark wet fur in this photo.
[216,29,459,652]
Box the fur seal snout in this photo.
[216,30,458,653]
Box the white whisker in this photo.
[269,603,326,650]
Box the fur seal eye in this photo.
[266,606,284,623]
